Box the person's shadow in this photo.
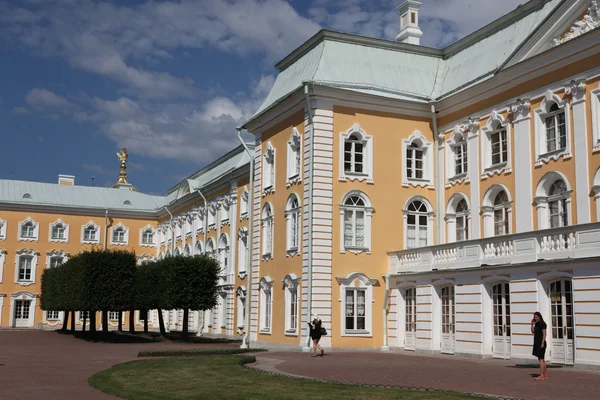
[507,363,562,377]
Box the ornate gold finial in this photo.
[112,148,137,191]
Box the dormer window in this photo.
[123,200,131,206]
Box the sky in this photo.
[0,0,525,195]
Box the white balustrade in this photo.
[388,223,600,274]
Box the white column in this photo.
[566,80,590,224]
[510,99,533,233]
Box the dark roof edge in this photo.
[274,30,442,72]
[442,0,551,57]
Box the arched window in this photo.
[218,234,230,275]
[285,194,301,253]
[493,191,509,236]
[340,191,373,253]
[141,227,155,245]
[259,277,273,333]
[446,194,470,243]
[174,248,181,256]
[82,223,99,243]
[184,244,191,256]
[206,238,216,258]
[19,219,37,240]
[261,203,274,258]
[51,223,65,240]
[195,241,203,255]
[405,199,431,249]
[535,172,572,230]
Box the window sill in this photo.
[262,186,275,197]
[286,248,299,257]
[341,246,370,255]
[342,330,372,337]
[240,212,249,220]
[18,236,38,242]
[536,148,571,166]
[285,329,298,336]
[446,173,469,187]
[259,329,272,335]
[340,172,374,184]
[262,253,273,261]
[16,280,35,287]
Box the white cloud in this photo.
[13,107,30,115]
[25,88,73,111]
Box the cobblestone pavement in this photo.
[0,330,237,400]
[252,351,600,400]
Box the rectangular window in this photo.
[456,215,468,241]
[545,110,566,153]
[490,129,508,165]
[345,289,366,332]
[21,224,34,238]
[406,147,424,179]
[220,294,227,328]
[142,231,154,244]
[113,229,125,243]
[263,291,272,330]
[288,289,298,332]
[344,210,365,248]
[84,228,96,241]
[15,300,31,319]
[290,212,299,250]
[52,226,65,239]
[80,311,90,320]
[18,256,33,281]
[50,257,63,268]
[47,311,60,320]
[454,143,468,175]
[494,209,509,236]
[109,311,119,321]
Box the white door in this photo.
[492,283,512,359]
[550,279,574,365]
[404,288,417,350]
[441,286,455,354]
[14,300,32,328]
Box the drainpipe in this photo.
[103,209,109,250]
[381,274,391,351]
[302,83,315,352]
[237,126,254,349]
[431,104,442,244]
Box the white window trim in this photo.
[261,203,274,260]
[218,233,231,277]
[207,204,217,231]
[205,238,216,259]
[81,221,101,244]
[286,127,303,187]
[533,90,572,165]
[43,310,64,326]
[285,194,301,255]
[339,123,374,183]
[262,142,276,195]
[15,248,38,286]
[9,292,37,328]
[217,291,227,329]
[110,223,129,246]
[446,193,472,243]
[48,219,69,243]
[445,128,470,186]
[193,209,204,234]
[137,254,157,265]
[76,311,91,325]
[174,247,182,257]
[240,187,249,220]
[481,111,512,178]
[534,171,573,230]
[174,217,183,241]
[336,272,377,337]
[283,273,300,335]
[139,224,156,247]
[18,217,39,242]
[403,196,435,249]
[0,249,6,283]
[259,276,273,334]
[592,84,600,153]
[339,191,373,255]
[220,201,231,227]
[195,241,204,256]
[402,130,434,188]
[46,250,69,269]
[0,218,6,240]
[237,228,248,278]
[482,185,513,238]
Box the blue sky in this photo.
[0,0,523,195]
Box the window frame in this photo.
[237,228,248,277]
[140,224,156,247]
[592,84,600,153]
[403,197,434,249]
[46,250,68,269]
[481,111,512,178]
[81,221,100,244]
[240,187,249,219]
[218,233,230,278]
[339,191,373,254]
[283,274,300,335]
[285,194,301,254]
[337,272,376,337]
[286,127,303,186]
[110,223,129,246]
[262,142,276,194]
[446,194,471,243]
[49,219,69,243]
[534,172,573,230]
[15,249,38,286]
[402,130,434,188]
[339,123,374,183]
[261,203,274,259]
[259,277,273,334]
[533,90,572,165]
[482,185,513,238]
[18,218,39,242]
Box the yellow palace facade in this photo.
[2,0,600,368]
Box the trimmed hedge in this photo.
[138,348,267,358]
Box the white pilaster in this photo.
[510,99,533,233]
[466,119,481,239]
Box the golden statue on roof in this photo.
[113,147,137,191]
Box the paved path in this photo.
[252,351,600,400]
[0,330,237,400]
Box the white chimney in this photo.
[58,174,75,186]
[396,0,423,45]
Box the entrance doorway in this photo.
[492,283,511,359]
[441,286,455,354]
[14,300,32,328]
[404,287,416,350]
[549,279,574,365]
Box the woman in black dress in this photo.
[530,311,548,380]
[308,316,324,357]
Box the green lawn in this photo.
[89,355,479,400]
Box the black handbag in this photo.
[319,326,327,336]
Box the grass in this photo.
[89,355,480,400]
[138,348,267,357]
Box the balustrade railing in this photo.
[388,223,600,274]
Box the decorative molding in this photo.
[533,90,572,166]
[339,190,373,255]
[565,79,587,102]
[0,249,5,283]
[0,218,6,240]
[17,217,39,242]
[137,253,157,265]
[48,219,69,243]
[401,130,434,189]
[552,1,600,47]
[508,98,531,122]
[81,221,101,244]
[339,123,374,184]
[591,84,600,153]
[14,248,38,286]
[139,224,157,247]
[480,111,512,179]
[262,142,276,196]
[46,249,69,269]
[335,271,378,286]
[109,222,129,246]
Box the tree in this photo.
[168,255,220,339]
[136,260,171,336]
